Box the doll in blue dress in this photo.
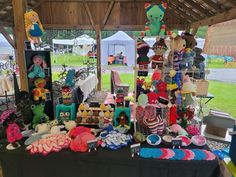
[24,10,44,44]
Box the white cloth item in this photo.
[75,74,98,102]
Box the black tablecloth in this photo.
[0,143,220,177]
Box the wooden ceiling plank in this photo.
[83,0,95,29]
[171,0,204,19]
[0,2,11,11]
[183,0,213,16]
[191,6,236,28]
[200,0,223,12]
[101,0,115,29]
[169,3,196,22]
[0,25,15,48]
[227,0,236,7]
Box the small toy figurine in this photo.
[0,110,23,150]
[61,86,73,105]
[32,78,50,101]
[150,38,168,69]
[28,55,47,79]
[130,143,141,157]
[137,39,150,69]
[31,103,50,128]
[144,3,167,37]
[116,89,125,107]
[24,10,44,45]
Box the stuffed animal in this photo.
[192,47,205,79]
[150,38,168,69]
[147,91,158,104]
[32,103,49,128]
[137,39,150,69]
[28,55,47,79]
[63,120,76,131]
[144,3,167,37]
[0,110,23,150]
[116,111,130,129]
[24,10,44,44]
[61,86,72,105]
[32,78,50,101]
[181,33,197,71]
[168,35,186,89]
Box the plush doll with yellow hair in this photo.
[24,10,44,44]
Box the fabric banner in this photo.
[203,19,236,57]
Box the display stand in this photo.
[24,50,54,120]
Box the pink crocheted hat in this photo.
[0,109,16,124]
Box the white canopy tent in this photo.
[0,34,14,56]
[73,34,96,55]
[101,31,135,66]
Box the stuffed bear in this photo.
[144,3,167,37]
[150,38,168,69]
[192,47,205,79]
[181,33,197,72]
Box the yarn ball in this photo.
[186,125,200,136]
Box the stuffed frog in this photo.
[32,103,49,128]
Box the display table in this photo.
[0,144,220,177]
[74,74,98,102]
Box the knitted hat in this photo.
[137,39,150,50]
[0,109,16,124]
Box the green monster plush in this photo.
[144,3,167,37]
[31,103,49,128]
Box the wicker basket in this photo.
[194,79,209,96]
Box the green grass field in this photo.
[51,54,94,66]
[207,58,236,68]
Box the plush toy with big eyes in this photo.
[144,3,167,37]
[28,55,47,79]
[0,110,23,150]
[116,111,130,129]
[24,10,44,44]
[31,103,49,128]
[137,39,150,69]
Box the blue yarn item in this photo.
[140,148,163,158]
[140,148,213,161]
[29,23,43,37]
[171,149,186,160]
[148,134,160,144]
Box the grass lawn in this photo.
[51,54,94,66]
[207,58,236,69]
[207,81,236,118]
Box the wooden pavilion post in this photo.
[12,0,28,91]
[95,26,102,91]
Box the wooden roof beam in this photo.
[0,25,15,48]
[0,2,11,11]
[227,0,236,7]
[191,6,236,28]
[182,0,213,16]
[171,0,204,19]
[169,3,196,22]
[200,0,223,13]
[83,0,95,30]
[101,0,115,30]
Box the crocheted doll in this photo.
[144,3,167,37]
[150,38,168,69]
[181,75,196,107]
[181,33,197,72]
[137,39,150,69]
[193,47,205,79]
[0,110,23,150]
[24,10,44,44]
[168,35,186,89]
[28,55,47,79]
